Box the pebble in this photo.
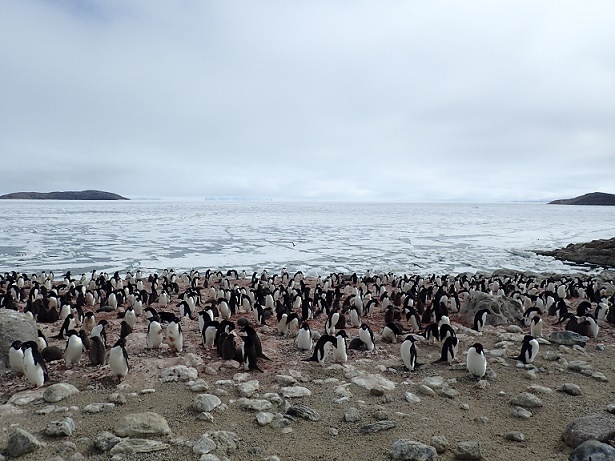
[236,380,259,398]
[94,431,122,452]
[256,412,274,426]
[510,392,543,408]
[560,383,582,396]
[45,417,76,437]
[197,412,214,423]
[114,412,171,437]
[542,351,559,361]
[84,403,115,413]
[405,392,422,403]
[7,427,42,458]
[161,365,198,382]
[238,398,272,412]
[108,393,127,405]
[287,404,321,421]
[592,372,609,382]
[190,380,210,392]
[344,407,361,422]
[194,394,222,413]
[390,439,437,460]
[527,384,553,394]
[281,386,311,398]
[359,420,396,434]
[453,440,482,460]
[43,384,80,403]
[431,435,449,454]
[193,434,216,455]
[417,385,436,397]
[511,406,532,419]
[109,439,170,455]
[504,431,526,442]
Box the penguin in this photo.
[405,308,421,332]
[530,316,543,338]
[36,329,48,352]
[466,343,487,379]
[146,319,164,349]
[577,315,599,339]
[286,312,300,337]
[473,309,490,332]
[303,334,336,366]
[83,311,96,332]
[120,320,133,339]
[436,336,458,364]
[78,329,91,351]
[439,323,456,341]
[21,341,48,387]
[166,316,184,353]
[523,307,541,327]
[109,337,129,381]
[55,314,76,339]
[89,335,106,366]
[358,323,375,351]
[240,334,263,372]
[325,311,340,336]
[91,320,109,348]
[124,306,137,329]
[240,324,270,360]
[333,330,348,363]
[381,322,403,343]
[64,329,84,366]
[276,311,289,336]
[59,303,71,322]
[202,320,219,348]
[8,340,24,373]
[516,335,539,364]
[220,330,238,361]
[295,322,313,351]
[400,335,419,371]
[349,306,361,328]
[423,322,440,345]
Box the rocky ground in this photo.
[1,274,615,461]
[536,237,615,269]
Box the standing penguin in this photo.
[333,330,348,363]
[202,320,219,348]
[423,323,440,345]
[516,335,539,364]
[9,340,24,374]
[325,311,340,336]
[146,319,164,349]
[348,306,361,328]
[303,334,336,366]
[166,316,184,353]
[473,309,490,332]
[530,316,543,338]
[240,334,263,372]
[83,311,96,332]
[437,336,459,364]
[286,313,300,337]
[109,338,129,381]
[466,343,487,379]
[55,314,76,339]
[295,322,313,351]
[381,322,403,343]
[89,335,106,366]
[358,323,375,351]
[21,341,48,387]
[240,324,270,360]
[220,330,238,361]
[91,320,109,348]
[400,335,419,371]
[36,329,48,353]
[124,306,137,329]
[64,329,84,366]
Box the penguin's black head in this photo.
[405,335,417,342]
[21,340,38,352]
[114,338,126,348]
[67,329,79,337]
[85,311,94,318]
[11,340,22,349]
[523,335,534,342]
[472,343,484,354]
[336,330,348,338]
[98,319,109,326]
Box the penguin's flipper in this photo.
[258,352,271,361]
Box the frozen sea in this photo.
[1,200,614,277]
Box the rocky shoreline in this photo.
[536,237,615,269]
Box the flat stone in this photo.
[418,385,436,397]
[84,403,115,413]
[108,393,127,405]
[441,387,460,399]
[360,420,396,434]
[344,407,361,422]
[421,376,444,389]
[548,331,588,346]
[256,412,274,426]
[568,360,592,372]
[281,386,311,398]
[569,439,615,461]
[542,351,559,361]
[207,431,239,454]
[45,417,76,437]
[43,383,80,403]
[114,412,171,437]
[238,398,272,411]
[161,365,198,382]
[193,434,217,455]
[7,427,41,457]
[509,392,542,408]
[405,392,422,403]
[560,383,582,396]
[527,384,553,394]
[390,439,437,460]
[236,380,259,398]
[511,406,532,419]
[109,439,170,455]
[430,435,449,454]
[453,440,482,460]
[562,414,615,448]
[286,404,321,421]
[94,431,122,452]
[607,403,615,415]
[592,372,609,382]
[351,374,396,393]
[270,413,290,429]
[194,394,222,412]
[190,379,210,392]
[276,375,297,385]
[200,454,221,461]
[504,431,526,442]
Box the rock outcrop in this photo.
[537,237,615,269]
[0,190,128,200]
[548,192,615,206]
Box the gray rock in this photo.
[560,383,582,396]
[421,376,444,389]
[568,361,592,372]
[430,435,449,454]
[569,439,615,461]
[606,403,615,414]
[69,454,85,461]
[562,414,615,448]
[390,439,437,461]
[45,417,76,437]
[592,372,609,382]
[527,384,553,394]
[270,413,290,429]
[193,434,217,455]
[0,310,38,366]
[256,412,274,426]
[208,431,239,453]
[510,392,543,408]
[417,385,436,397]
[548,331,588,347]
[276,375,297,385]
[454,440,482,460]
[238,398,272,411]
[7,427,41,457]
[512,406,532,419]
[190,379,210,392]
[114,411,171,437]
[43,383,80,403]
[108,393,127,405]
[194,394,222,412]
[109,439,170,455]
[504,431,526,442]
[344,407,361,422]
[200,455,221,461]
[94,431,122,452]
[350,373,396,393]
[286,404,321,421]
[360,420,396,434]
[542,351,560,361]
[281,386,311,398]
[84,403,115,413]
[161,365,198,382]
[236,380,259,398]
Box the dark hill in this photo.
[0,190,128,200]
[549,192,615,206]
[536,237,615,268]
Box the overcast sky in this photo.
[1,1,614,202]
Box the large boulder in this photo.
[460,292,523,326]
[562,414,615,448]
[0,310,38,366]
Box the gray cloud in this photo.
[1,1,614,201]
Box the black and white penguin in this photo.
[21,341,48,387]
[436,336,458,364]
[405,308,421,332]
[295,322,313,351]
[240,324,270,361]
[89,335,106,366]
[109,337,129,381]
[124,306,137,329]
[286,312,300,337]
[9,340,24,374]
[303,334,336,366]
[202,320,219,348]
[166,316,184,353]
[64,329,84,366]
[530,316,543,338]
[36,329,48,353]
[523,307,541,327]
[400,335,419,371]
[90,320,109,348]
[473,309,490,332]
[146,319,164,349]
[516,335,539,364]
[83,311,96,332]
[333,330,348,363]
[55,314,76,339]
[381,322,403,343]
[439,323,456,341]
[276,311,289,336]
[423,322,440,345]
[240,334,263,372]
[358,323,375,351]
[577,315,599,339]
[348,306,361,328]
[78,330,91,351]
[466,343,487,379]
[119,320,133,339]
[220,330,238,361]
[325,311,340,336]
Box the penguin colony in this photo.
[1,268,613,389]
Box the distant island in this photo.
[548,191,615,206]
[0,190,128,200]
